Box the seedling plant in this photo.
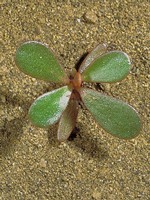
[15,41,141,141]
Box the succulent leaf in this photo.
[58,99,79,141]
[29,86,72,128]
[80,88,141,139]
[81,51,131,83]
[79,44,107,73]
[15,41,69,83]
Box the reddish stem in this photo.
[69,71,82,101]
[70,72,82,91]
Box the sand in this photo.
[0,0,149,199]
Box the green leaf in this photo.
[58,99,79,141]
[80,88,141,139]
[81,51,131,83]
[79,44,107,73]
[15,41,69,83]
[29,86,72,128]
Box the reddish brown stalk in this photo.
[69,71,82,91]
[69,71,82,101]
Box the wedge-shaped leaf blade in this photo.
[79,44,107,73]
[29,86,72,127]
[15,41,69,83]
[58,99,79,141]
[80,88,141,139]
[81,51,131,83]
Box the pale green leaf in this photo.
[15,41,69,83]
[80,88,141,139]
[29,86,72,127]
[81,51,131,83]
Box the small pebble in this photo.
[39,158,47,168]
[84,11,98,24]
[92,191,101,200]
[34,24,42,35]
[1,95,6,103]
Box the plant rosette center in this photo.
[69,71,82,90]
[68,71,82,102]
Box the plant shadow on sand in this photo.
[71,122,109,161]
[0,90,31,157]
[47,121,109,162]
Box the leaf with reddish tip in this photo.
[79,44,107,73]
[15,41,69,83]
[80,88,141,139]
[58,99,79,141]
[81,51,131,83]
[29,86,72,128]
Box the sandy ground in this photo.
[0,0,149,199]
